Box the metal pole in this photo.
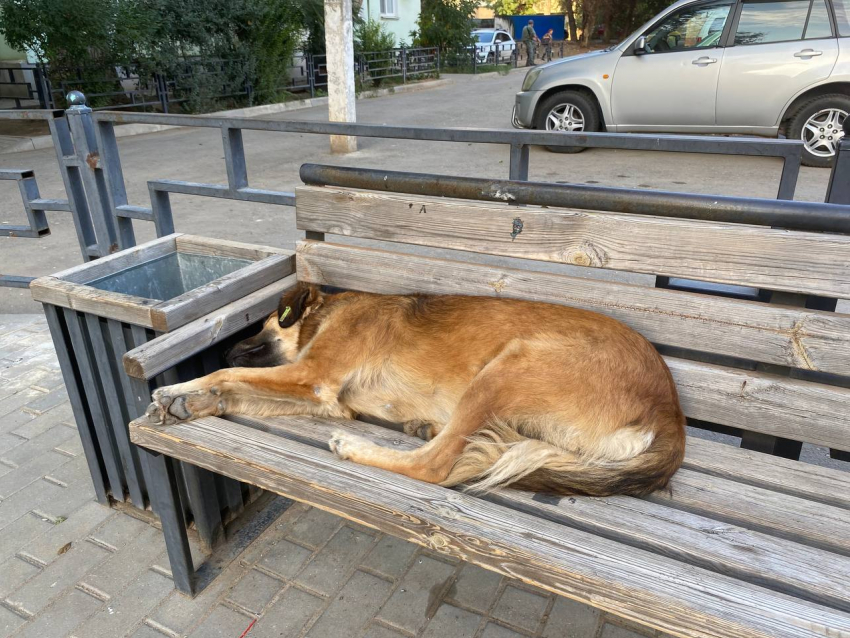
[509,144,529,181]
[826,119,850,205]
[308,53,316,99]
[95,119,136,249]
[402,46,407,84]
[65,91,119,255]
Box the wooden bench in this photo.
[127,184,850,638]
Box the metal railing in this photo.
[0,63,51,109]
[2,89,848,290]
[0,49,439,113]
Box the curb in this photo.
[0,77,455,154]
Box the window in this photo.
[734,0,810,45]
[642,2,732,53]
[805,0,833,39]
[835,0,850,35]
[475,32,495,43]
[380,0,397,17]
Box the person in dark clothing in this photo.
[542,28,554,62]
[521,20,539,66]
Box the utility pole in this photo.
[324,0,357,153]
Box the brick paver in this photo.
[0,315,661,637]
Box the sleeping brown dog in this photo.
[143,283,686,496]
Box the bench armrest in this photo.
[123,274,297,381]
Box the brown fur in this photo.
[145,283,686,496]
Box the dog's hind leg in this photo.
[329,344,520,484]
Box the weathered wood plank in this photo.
[683,437,850,511]
[295,241,850,375]
[55,234,180,284]
[150,253,294,332]
[175,235,292,260]
[647,468,850,556]
[668,358,850,452]
[30,277,158,328]
[123,275,297,380]
[229,413,850,611]
[130,416,850,638]
[295,186,850,298]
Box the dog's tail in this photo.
[440,418,684,497]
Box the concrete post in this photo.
[324,0,357,153]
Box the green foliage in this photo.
[0,0,307,110]
[412,0,478,51]
[486,0,534,16]
[355,19,396,53]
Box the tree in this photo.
[486,0,534,15]
[0,0,307,108]
[411,0,478,51]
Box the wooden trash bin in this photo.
[30,233,294,550]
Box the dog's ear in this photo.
[278,283,322,328]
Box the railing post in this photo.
[95,119,137,249]
[64,91,120,256]
[402,46,407,84]
[436,48,441,76]
[221,126,249,191]
[472,45,477,74]
[308,53,316,98]
[509,143,530,181]
[34,64,50,109]
[826,119,850,204]
[155,73,169,113]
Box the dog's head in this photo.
[224,283,324,368]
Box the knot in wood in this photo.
[563,242,607,268]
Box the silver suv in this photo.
[513,0,850,167]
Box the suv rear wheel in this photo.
[534,90,600,154]
[786,94,850,168]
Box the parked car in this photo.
[472,29,516,64]
[513,0,850,167]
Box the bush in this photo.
[355,19,396,53]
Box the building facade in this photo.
[359,0,422,46]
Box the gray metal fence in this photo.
[0,90,830,289]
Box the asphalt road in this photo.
[0,68,834,314]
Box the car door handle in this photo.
[692,56,717,65]
[795,49,823,58]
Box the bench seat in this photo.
[127,181,850,637]
[130,413,850,638]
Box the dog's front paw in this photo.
[143,385,223,426]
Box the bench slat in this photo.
[295,241,850,452]
[130,417,850,638]
[295,186,850,298]
[668,358,850,452]
[225,413,850,612]
[683,437,850,510]
[296,241,850,375]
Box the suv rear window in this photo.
[734,0,810,44]
[734,0,834,44]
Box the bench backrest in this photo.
[293,185,850,454]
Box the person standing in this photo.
[521,20,539,67]
[542,28,553,62]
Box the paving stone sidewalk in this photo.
[0,314,664,638]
